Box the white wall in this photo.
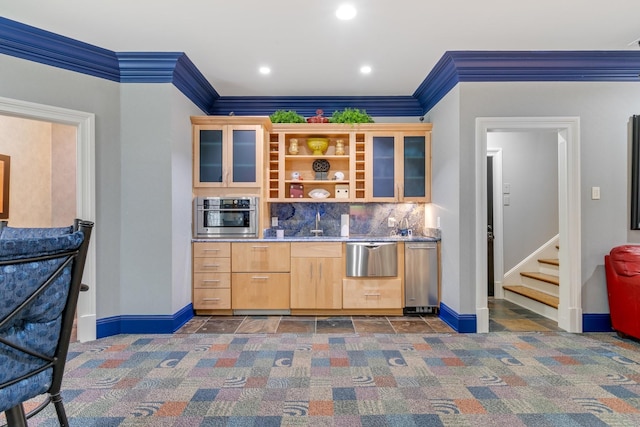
[488,131,558,271]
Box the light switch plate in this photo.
[503,195,510,206]
[271,217,278,227]
[591,186,600,200]
[503,183,511,194]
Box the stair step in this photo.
[539,258,559,266]
[503,285,559,308]
[520,271,559,286]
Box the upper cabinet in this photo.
[367,128,432,202]
[191,116,271,188]
[266,123,431,202]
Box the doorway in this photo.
[475,117,582,333]
[0,96,96,342]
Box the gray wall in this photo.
[0,54,201,320]
[488,131,559,271]
[429,81,640,315]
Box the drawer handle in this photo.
[202,279,221,283]
[364,293,381,297]
[251,245,269,249]
[203,263,221,268]
[251,276,269,280]
[203,248,220,252]
[202,298,221,301]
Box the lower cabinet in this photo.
[231,242,291,310]
[231,273,290,309]
[192,242,231,312]
[342,278,403,309]
[290,242,343,309]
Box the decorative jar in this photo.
[288,138,299,155]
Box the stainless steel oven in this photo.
[194,196,258,238]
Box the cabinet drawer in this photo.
[193,288,231,310]
[193,272,230,289]
[291,242,342,258]
[342,278,402,309]
[193,257,231,273]
[193,242,231,258]
[232,242,290,272]
[232,272,290,309]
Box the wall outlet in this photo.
[436,216,441,228]
[388,217,396,227]
[271,217,278,227]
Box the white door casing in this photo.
[476,117,581,333]
[0,96,96,342]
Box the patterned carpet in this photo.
[8,331,640,426]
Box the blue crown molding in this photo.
[4,17,640,118]
[415,50,640,114]
[117,52,219,112]
[0,16,120,81]
[208,96,423,117]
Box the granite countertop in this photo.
[193,235,440,243]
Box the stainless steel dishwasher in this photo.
[404,242,439,314]
[346,242,397,277]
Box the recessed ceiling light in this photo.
[259,66,271,75]
[336,4,357,20]
[360,65,372,74]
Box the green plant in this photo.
[269,110,306,123]
[329,108,374,124]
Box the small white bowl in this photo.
[309,189,330,199]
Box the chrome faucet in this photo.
[311,210,323,237]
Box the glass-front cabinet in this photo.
[367,129,431,202]
[192,117,271,188]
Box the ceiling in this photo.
[3,0,640,98]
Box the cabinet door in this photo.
[315,257,343,309]
[196,127,225,186]
[401,134,430,202]
[342,278,402,309]
[232,273,290,309]
[232,242,290,272]
[290,258,316,309]
[193,124,263,188]
[370,135,398,200]
[229,125,261,187]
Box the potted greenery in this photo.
[329,108,374,124]
[269,110,305,123]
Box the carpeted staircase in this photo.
[503,246,559,320]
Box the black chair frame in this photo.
[0,220,93,427]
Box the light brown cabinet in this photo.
[342,278,403,309]
[366,129,432,202]
[231,242,290,272]
[231,242,290,310]
[191,116,270,188]
[265,123,431,203]
[290,242,343,309]
[192,242,231,312]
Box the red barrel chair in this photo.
[605,245,640,339]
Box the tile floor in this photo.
[176,298,561,334]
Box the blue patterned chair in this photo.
[0,219,93,427]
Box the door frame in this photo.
[0,96,96,342]
[487,148,504,299]
[475,117,581,333]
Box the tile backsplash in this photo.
[268,202,428,238]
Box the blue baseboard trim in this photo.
[96,304,194,338]
[582,313,613,333]
[439,303,477,333]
